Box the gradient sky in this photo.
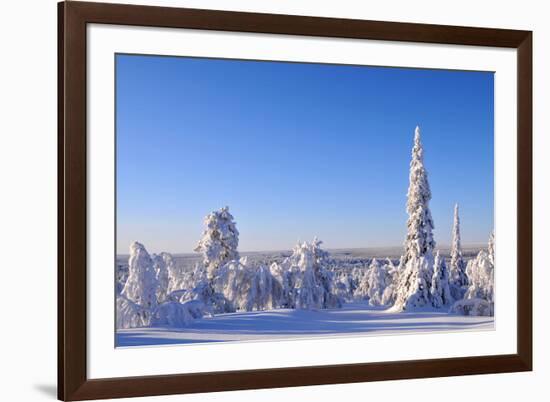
[116,54,494,254]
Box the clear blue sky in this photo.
[116,54,494,254]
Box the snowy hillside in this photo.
[117,301,493,347]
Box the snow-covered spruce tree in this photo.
[152,253,170,303]
[366,259,391,306]
[292,241,324,309]
[449,204,468,296]
[166,261,206,305]
[351,264,368,300]
[488,231,495,266]
[247,264,283,311]
[451,233,495,316]
[116,263,129,295]
[192,207,240,314]
[150,301,194,327]
[381,258,399,306]
[464,235,495,302]
[117,244,207,329]
[392,126,436,311]
[334,271,356,303]
[184,262,207,293]
[431,251,453,308]
[116,296,149,329]
[116,242,159,328]
[354,258,380,302]
[194,206,240,280]
[191,259,235,314]
[122,241,159,309]
[213,260,250,311]
[270,262,298,309]
[353,270,370,301]
[291,238,342,310]
[464,251,494,301]
[193,282,234,314]
[213,259,283,312]
[159,252,180,295]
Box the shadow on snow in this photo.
[116,302,493,347]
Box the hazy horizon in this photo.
[116,242,489,257]
[116,55,494,255]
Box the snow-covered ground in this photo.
[116,302,493,347]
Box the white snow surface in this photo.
[116,301,493,347]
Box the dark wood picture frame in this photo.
[58,1,532,400]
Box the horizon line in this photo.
[116,242,488,256]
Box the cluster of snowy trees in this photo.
[331,258,398,306]
[332,127,495,315]
[116,126,495,329]
[450,232,495,316]
[389,127,494,315]
[117,208,345,329]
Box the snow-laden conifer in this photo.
[190,207,241,314]
[183,262,207,294]
[403,126,436,263]
[214,260,280,312]
[213,260,248,310]
[488,231,495,266]
[464,249,494,302]
[116,263,129,295]
[150,301,195,327]
[431,251,453,308]
[353,272,370,301]
[392,256,434,311]
[192,277,234,314]
[351,265,368,299]
[293,241,324,309]
[159,252,179,295]
[449,204,468,289]
[392,127,436,311]
[290,238,342,309]
[152,253,170,303]
[116,295,149,329]
[465,232,494,302]
[270,262,298,308]
[122,241,159,309]
[247,265,283,311]
[334,271,356,302]
[194,206,240,280]
[452,233,495,316]
[381,258,399,306]
[365,259,390,306]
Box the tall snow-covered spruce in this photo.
[392,126,436,311]
[449,203,468,290]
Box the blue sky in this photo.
[116,54,494,254]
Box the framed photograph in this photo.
[58,1,532,400]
